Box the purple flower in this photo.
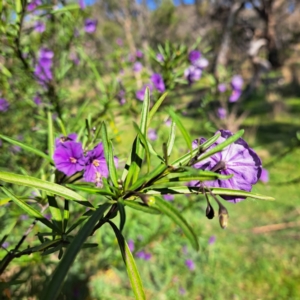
[229,89,242,102]
[136,84,152,101]
[229,75,243,102]
[191,130,262,203]
[185,259,195,271]
[163,194,174,201]
[11,145,21,154]
[260,168,269,183]
[217,107,227,120]
[128,239,135,252]
[136,50,143,58]
[179,287,186,295]
[34,48,54,85]
[20,214,29,221]
[34,95,42,105]
[79,0,85,9]
[136,251,151,261]
[151,73,165,93]
[69,52,80,65]
[55,133,77,148]
[1,242,9,249]
[208,235,216,245]
[231,75,243,90]
[0,98,9,112]
[133,62,143,72]
[53,141,85,176]
[84,19,97,33]
[194,58,209,69]
[184,65,202,85]
[148,129,157,141]
[116,38,123,46]
[27,0,42,11]
[84,143,110,186]
[189,50,201,64]
[34,20,45,33]
[218,83,227,93]
[156,53,164,62]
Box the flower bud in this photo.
[218,206,229,229]
[206,202,214,219]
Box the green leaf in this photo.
[0,135,53,163]
[124,88,150,189]
[47,111,55,159]
[143,186,275,201]
[109,221,146,300]
[1,187,58,232]
[63,201,70,232]
[66,183,115,198]
[132,122,151,173]
[148,92,168,125]
[153,197,199,251]
[168,109,192,156]
[167,121,176,157]
[120,199,161,215]
[48,195,63,232]
[118,202,126,232]
[51,3,79,14]
[41,204,110,300]
[101,123,119,188]
[0,172,86,201]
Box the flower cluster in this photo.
[191,130,262,203]
[34,48,54,85]
[53,133,116,187]
[184,50,209,85]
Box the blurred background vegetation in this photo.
[1,0,300,299]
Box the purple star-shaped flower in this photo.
[192,130,262,203]
[148,128,157,141]
[84,143,110,186]
[27,0,42,11]
[84,19,97,33]
[185,259,195,271]
[136,250,151,261]
[150,73,165,93]
[128,239,135,252]
[218,83,227,93]
[53,141,85,176]
[34,20,46,33]
[133,61,143,72]
[163,194,174,201]
[189,50,201,64]
[217,107,227,119]
[229,75,243,102]
[79,0,85,9]
[156,53,164,62]
[0,98,9,112]
[135,50,143,58]
[34,48,54,84]
[184,65,202,85]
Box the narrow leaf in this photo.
[1,187,58,231]
[167,121,176,157]
[101,123,118,188]
[47,111,55,159]
[41,204,110,300]
[0,172,86,201]
[148,92,168,125]
[118,202,126,232]
[132,122,151,173]
[168,109,192,155]
[109,222,146,300]
[120,199,161,215]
